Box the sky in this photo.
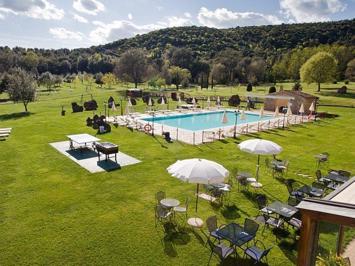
[0,0,354,49]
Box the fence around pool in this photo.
[129,114,311,145]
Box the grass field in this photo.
[0,81,354,265]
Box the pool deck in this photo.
[107,108,313,145]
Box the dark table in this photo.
[298,185,324,197]
[95,142,119,162]
[216,223,253,247]
[325,171,349,183]
[266,201,298,218]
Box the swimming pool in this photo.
[142,111,272,131]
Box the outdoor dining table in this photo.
[266,201,298,218]
[215,222,253,247]
[160,198,180,209]
[325,171,349,183]
[67,133,100,151]
[297,185,324,197]
[210,183,231,192]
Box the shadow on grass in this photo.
[151,136,168,149]
[320,91,355,99]
[220,204,242,220]
[160,222,192,257]
[0,112,33,121]
[278,238,298,262]
[214,256,269,266]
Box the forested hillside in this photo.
[99,19,355,58]
[0,19,354,90]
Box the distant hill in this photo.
[95,19,355,58]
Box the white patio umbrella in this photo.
[274,106,279,117]
[192,97,196,105]
[259,106,264,117]
[167,158,229,212]
[111,100,116,111]
[222,111,228,123]
[238,139,282,181]
[299,103,304,122]
[161,97,165,105]
[178,96,182,106]
[207,96,211,108]
[217,96,221,106]
[299,103,305,114]
[125,97,132,114]
[148,97,153,106]
[240,110,246,120]
[309,101,315,112]
[286,103,293,116]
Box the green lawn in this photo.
[0,82,354,265]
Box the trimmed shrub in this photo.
[269,86,276,93]
[246,83,252,92]
[228,95,241,107]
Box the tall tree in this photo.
[7,68,37,112]
[168,66,191,90]
[300,52,337,92]
[114,48,147,88]
[102,73,117,89]
[345,58,355,81]
[210,63,227,88]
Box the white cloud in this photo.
[73,0,104,15]
[89,16,193,44]
[280,0,346,23]
[49,27,84,41]
[128,13,133,20]
[197,7,282,28]
[166,16,193,27]
[0,0,64,20]
[184,12,191,18]
[73,13,88,23]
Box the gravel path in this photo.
[343,238,355,264]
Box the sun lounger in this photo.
[0,133,10,139]
[0,128,12,132]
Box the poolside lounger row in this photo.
[0,128,12,141]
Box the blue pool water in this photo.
[142,111,271,131]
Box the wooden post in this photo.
[336,225,345,256]
[297,211,320,266]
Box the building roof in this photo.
[297,177,355,220]
[268,90,318,99]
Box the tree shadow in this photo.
[159,222,192,257]
[278,238,298,262]
[0,112,33,121]
[320,91,355,99]
[220,204,242,220]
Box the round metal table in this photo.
[160,198,180,208]
[187,217,204,228]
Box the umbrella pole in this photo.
[256,155,260,182]
[195,184,199,212]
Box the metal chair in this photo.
[316,170,331,185]
[287,195,301,207]
[255,194,273,215]
[243,218,259,241]
[316,152,329,168]
[155,191,166,204]
[173,197,189,219]
[286,212,302,231]
[154,204,172,227]
[207,240,234,265]
[206,216,223,244]
[244,240,272,264]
